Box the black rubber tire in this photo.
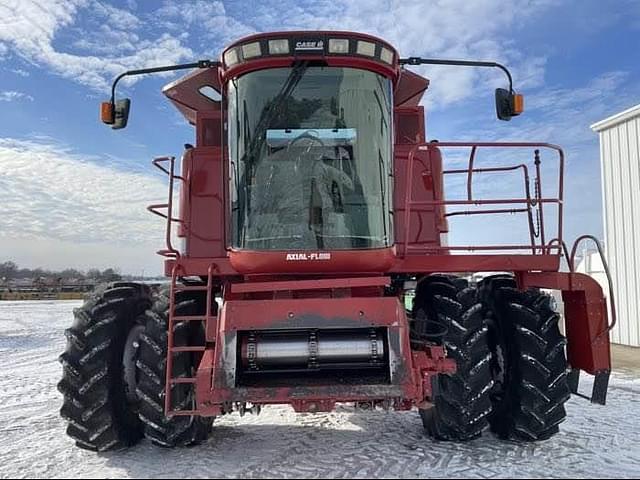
[135,286,213,447]
[414,275,494,441]
[480,275,570,441]
[58,282,150,451]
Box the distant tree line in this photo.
[0,260,122,283]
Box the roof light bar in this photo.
[223,36,397,69]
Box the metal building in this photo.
[591,104,640,347]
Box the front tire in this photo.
[58,283,150,451]
[480,275,571,441]
[414,276,494,441]
[135,287,213,447]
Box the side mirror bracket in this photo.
[99,59,219,130]
[399,57,525,122]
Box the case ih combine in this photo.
[58,31,614,451]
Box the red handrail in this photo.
[147,156,185,259]
[403,142,565,256]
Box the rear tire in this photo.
[58,283,150,451]
[135,287,213,447]
[414,275,494,441]
[480,275,570,441]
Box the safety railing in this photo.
[403,142,565,256]
[548,235,617,340]
[147,156,184,259]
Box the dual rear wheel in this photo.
[414,274,571,442]
[58,283,212,451]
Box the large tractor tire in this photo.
[58,283,150,451]
[480,275,571,441]
[58,283,212,451]
[413,275,494,441]
[135,287,213,447]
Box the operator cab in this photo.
[228,64,393,251]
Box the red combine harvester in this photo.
[59,31,614,451]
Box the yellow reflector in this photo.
[356,40,376,57]
[100,102,114,124]
[224,48,239,67]
[268,39,289,54]
[513,93,524,115]
[329,38,349,54]
[242,42,262,59]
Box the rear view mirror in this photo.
[495,88,524,121]
[112,99,131,130]
[100,99,131,129]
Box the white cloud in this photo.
[91,1,140,30]
[10,68,30,77]
[0,0,193,90]
[0,137,172,274]
[527,71,629,113]
[0,90,34,102]
[155,0,255,46]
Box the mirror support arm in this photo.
[110,60,220,104]
[399,57,514,93]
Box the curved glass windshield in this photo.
[228,66,393,250]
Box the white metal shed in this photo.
[591,104,640,347]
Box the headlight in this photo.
[380,47,394,64]
[356,40,376,57]
[268,39,290,55]
[224,48,239,67]
[241,42,261,59]
[328,38,350,54]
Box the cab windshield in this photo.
[228,65,393,250]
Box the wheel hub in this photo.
[123,324,145,404]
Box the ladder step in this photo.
[167,409,200,416]
[173,285,208,292]
[171,315,207,322]
[169,377,197,384]
[170,346,206,353]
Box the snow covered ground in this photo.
[0,300,639,479]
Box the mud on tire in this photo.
[480,275,571,441]
[58,283,150,451]
[414,275,494,441]
[135,287,213,447]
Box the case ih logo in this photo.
[295,40,324,51]
[286,252,331,261]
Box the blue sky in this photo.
[0,0,639,275]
